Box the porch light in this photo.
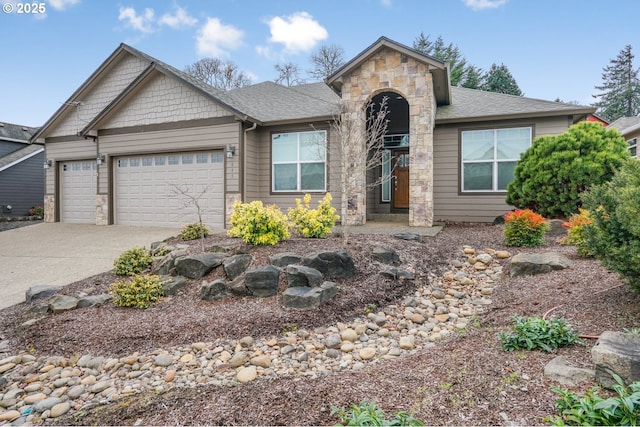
[226,145,235,158]
[96,154,105,165]
[43,159,52,169]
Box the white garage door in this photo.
[60,160,96,223]
[115,151,225,228]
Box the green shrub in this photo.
[29,205,44,217]
[288,193,339,238]
[113,246,153,276]
[545,374,640,426]
[498,316,581,352]
[181,222,210,241]
[227,200,290,245]
[109,274,165,309]
[581,160,640,291]
[560,209,594,257]
[506,122,630,218]
[332,401,425,426]
[503,209,549,247]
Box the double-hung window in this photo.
[272,130,327,192]
[628,137,637,158]
[461,127,532,192]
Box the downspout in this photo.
[242,120,257,202]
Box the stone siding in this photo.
[44,194,55,223]
[96,194,108,226]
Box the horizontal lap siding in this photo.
[98,123,241,194]
[434,116,572,223]
[0,152,45,216]
[254,124,342,212]
[244,129,259,202]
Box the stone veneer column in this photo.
[44,195,55,223]
[96,195,109,226]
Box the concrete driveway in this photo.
[0,223,180,310]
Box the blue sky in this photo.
[1,0,639,127]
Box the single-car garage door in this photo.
[60,160,97,223]
[115,151,225,228]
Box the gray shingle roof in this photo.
[0,144,43,171]
[436,87,595,123]
[0,122,39,143]
[607,116,640,133]
[227,82,340,123]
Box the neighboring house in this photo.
[32,36,595,228]
[0,122,43,216]
[586,114,609,126]
[607,116,640,158]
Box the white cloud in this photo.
[266,12,327,53]
[118,6,155,33]
[47,0,81,10]
[380,0,392,7]
[463,0,508,11]
[159,6,197,29]
[196,17,244,57]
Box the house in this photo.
[0,122,43,216]
[607,116,640,158]
[32,36,595,229]
[586,114,609,126]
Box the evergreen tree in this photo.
[461,65,484,89]
[413,33,469,86]
[593,45,640,122]
[481,63,523,96]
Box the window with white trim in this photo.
[461,127,532,192]
[272,130,326,192]
[628,137,637,158]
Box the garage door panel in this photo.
[60,160,96,223]
[115,151,225,228]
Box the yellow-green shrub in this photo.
[113,246,153,276]
[228,200,290,245]
[109,274,165,308]
[560,209,593,256]
[288,193,339,238]
[181,222,210,241]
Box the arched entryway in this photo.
[368,91,410,214]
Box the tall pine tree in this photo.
[593,45,640,122]
[413,33,469,86]
[481,63,523,96]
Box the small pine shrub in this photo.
[109,274,165,308]
[498,316,581,352]
[288,193,339,238]
[228,200,290,245]
[181,222,210,241]
[332,401,425,426]
[560,209,593,256]
[545,374,640,426]
[113,246,153,276]
[503,209,550,247]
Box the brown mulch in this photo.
[0,224,638,426]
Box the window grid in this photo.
[272,131,327,192]
[628,138,637,158]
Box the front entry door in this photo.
[393,150,409,209]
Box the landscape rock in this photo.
[380,268,415,280]
[230,351,249,368]
[33,397,62,413]
[25,285,60,303]
[546,219,567,237]
[227,276,248,296]
[237,366,257,383]
[544,356,595,386]
[223,254,253,281]
[269,253,302,268]
[151,254,174,276]
[200,279,227,302]
[161,276,188,296]
[50,401,71,418]
[48,295,78,313]
[245,266,281,297]
[174,253,226,279]
[77,294,112,308]
[510,252,572,277]
[282,282,338,309]
[286,265,323,288]
[592,331,640,389]
[392,231,421,242]
[302,250,355,279]
[371,247,400,265]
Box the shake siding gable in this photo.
[101,73,231,129]
[433,116,571,222]
[48,55,149,137]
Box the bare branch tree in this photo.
[274,62,305,87]
[309,44,346,81]
[330,96,391,240]
[170,184,210,251]
[184,58,252,90]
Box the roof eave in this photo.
[435,107,596,125]
[260,115,337,127]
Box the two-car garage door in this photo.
[114,151,225,228]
